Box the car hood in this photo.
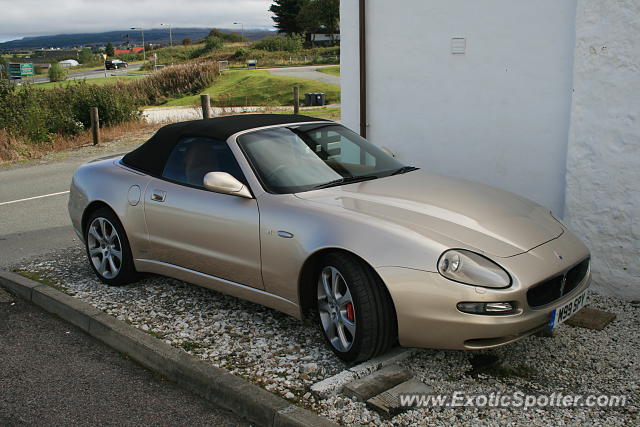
[294,171,563,257]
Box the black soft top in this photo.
[122,114,326,176]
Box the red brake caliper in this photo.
[346,302,355,322]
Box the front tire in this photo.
[316,253,397,362]
[85,208,137,286]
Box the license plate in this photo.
[549,290,588,330]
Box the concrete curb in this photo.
[0,271,337,427]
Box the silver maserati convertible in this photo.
[69,114,591,362]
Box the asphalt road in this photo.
[0,140,148,268]
[0,289,246,426]
[30,62,144,84]
[264,65,340,86]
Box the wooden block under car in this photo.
[565,307,616,330]
[366,378,432,416]
[342,364,413,401]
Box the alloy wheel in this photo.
[87,217,123,279]
[317,266,356,352]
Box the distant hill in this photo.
[0,28,274,51]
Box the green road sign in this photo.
[20,63,34,75]
[8,63,34,76]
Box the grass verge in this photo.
[35,76,144,90]
[0,121,158,164]
[318,66,340,76]
[14,270,67,292]
[162,70,340,107]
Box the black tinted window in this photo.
[237,124,406,194]
[162,137,246,188]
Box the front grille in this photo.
[527,257,590,308]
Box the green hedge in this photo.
[253,35,304,52]
[0,61,218,144]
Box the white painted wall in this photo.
[340,0,360,141]
[565,0,640,299]
[341,0,577,215]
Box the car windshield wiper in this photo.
[390,166,420,176]
[313,175,379,190]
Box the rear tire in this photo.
[84,207,137,286]
[316,253,397,362]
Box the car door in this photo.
[143,136,263,289]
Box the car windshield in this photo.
[236,123,414,194]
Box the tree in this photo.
[48,63,67,82]
[78,48,94,64]
[270,0,309,35]
[208,29,224,38]
[297,0,339,43]
[208,28,246,43]
[105,42,115,57]
[182,38,192,46]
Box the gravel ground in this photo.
[13,244,639,426]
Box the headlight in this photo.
[437,249,511,288]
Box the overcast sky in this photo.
[0,0,275,42]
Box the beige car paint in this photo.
[143,177,263,289]
[68,121,591,351]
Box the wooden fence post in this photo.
[90,107,100,146]
[201,94,211,119]
[293,86,300,115]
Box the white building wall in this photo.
[565,0,640,299]
[340,0,360,137]
[341,0,577,215]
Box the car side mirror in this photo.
[203,172,252,199]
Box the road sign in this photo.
[8,63,34,76]
[20,63,34,75]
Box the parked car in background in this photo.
[105,59,128,70]
[68,115,591,362]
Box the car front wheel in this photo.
[316,253,397,362]
[85,208,137,286]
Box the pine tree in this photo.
[269,0,309,35]
[105,42,115,57]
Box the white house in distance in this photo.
[58,59,80,67]
[341,0,639,299]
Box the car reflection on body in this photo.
[68,115,590,362]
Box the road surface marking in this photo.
[0,191,70,206]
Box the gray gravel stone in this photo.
[13,244,640,426]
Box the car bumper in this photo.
[376,230,591,350]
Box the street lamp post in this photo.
[233,22,245,45]
[161,23,173,47]
[131,27,146,60]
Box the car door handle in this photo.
[150,190,166,202]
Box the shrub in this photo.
[222,32,246,43]
[204,36,224,52]
[0,57,8,80]
[45,82,140,130]
[231,48,249,60]
[48,63,67,82]
[0,80,140,143]
[0,82,51,142]
[123,61,219,105]
[0,61,219,146]
[78,48,94,64]
[253,34,304,53]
